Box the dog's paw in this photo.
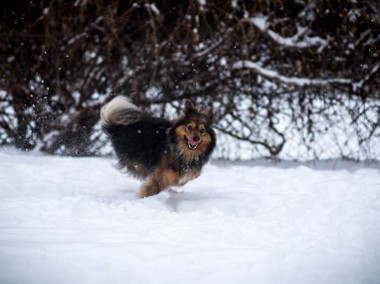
[169,186,185,194]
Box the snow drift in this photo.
[0,148,379,284]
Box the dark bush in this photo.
[0,0,379,160]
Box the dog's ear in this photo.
[184,100,198,114]
[204,106,213,122]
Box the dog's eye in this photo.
[186,125,193,131]
[200,128,206,135]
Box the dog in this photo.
[101,96,216,198]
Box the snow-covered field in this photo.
[1,148,380,284]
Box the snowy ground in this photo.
[1,148,380,284]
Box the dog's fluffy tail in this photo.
[101,96,148,126]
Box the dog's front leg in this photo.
[138,175,162,198]
[138,169,179,198]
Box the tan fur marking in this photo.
[161,168,180,187]
[196,132,213,153]
[175,124,187,138]
[181,148,199,163]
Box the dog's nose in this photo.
[193,135,200,142]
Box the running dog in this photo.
[101,96,216,197]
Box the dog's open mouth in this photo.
[187,139,199,150]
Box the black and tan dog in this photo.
[101,96,216,198]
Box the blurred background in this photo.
[0,0,379,161]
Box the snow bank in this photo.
[0,148,379,284]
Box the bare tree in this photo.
[0,0,379,160]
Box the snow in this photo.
[352,63,380,91]
[249,16,327,49]
[1,148,380,284]
[145,3,160,15]
[197,0,206,6]
[233,60,352,87]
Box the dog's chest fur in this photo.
[177,168,201,186]
[176,158,202,186]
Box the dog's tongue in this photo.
[188,139,198,148]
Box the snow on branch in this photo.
[352,63,380,91]
[233,60,353,87]
[249,16,328,50]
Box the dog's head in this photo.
[172,100,215,160]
